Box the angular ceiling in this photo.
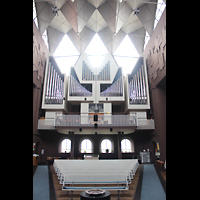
[35,0,158,55]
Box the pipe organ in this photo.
[97,61,110,81]
[128,62,147,104]
[69,74,92,96]
[82,61,110,81]
[82,61,94,81]
[44,60,64,104]
[39,54,154,133]
[100,76,123,96]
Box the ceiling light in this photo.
[71,0,75,2]
[134,8,140,15]
[52,6,59,16]
[119,0,123,3]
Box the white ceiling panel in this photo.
[34,0,160,57]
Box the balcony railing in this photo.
[137,119,155,129]
[38,118,55,130]
[55,114,137,127]
[38,115,154,130]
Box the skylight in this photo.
[113,35,139,76]
[144,31,150,50]
[42,29,49,50]
[53,34,140,77]
[84,33,108,68]
[33,0,39,29]
[53,34,80,75]
[154,0,166,29]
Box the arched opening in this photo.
[60,139,71,153]
[100,138,113,153]
[80,139,93,153]
[121,138,134,153]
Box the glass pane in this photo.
[61,139,71,153]
[81,139,92,153]
[101,139,112,153]
[121,139,132,153]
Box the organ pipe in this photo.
[142,65,146,98]
[81,61,110,81]
[129,63,147,104]
[48,66,53,100]
[44,62,64,104]
[137,71,140,98]
[100,76,123,96]
[69,75,92,96]
[45,62,51,99]
[139,68,143,97]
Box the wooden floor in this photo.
[50,164,142,200]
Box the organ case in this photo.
[41,56,66,110]
[127,57,150,110]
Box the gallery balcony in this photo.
[38,114,154,133]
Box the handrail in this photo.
[55,114,137,127]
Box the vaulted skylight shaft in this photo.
[84,33,108,69]
[53,34,80,75]
[113,35,139,75]
[53,33,140,76]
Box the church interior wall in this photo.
[33,9,166,163]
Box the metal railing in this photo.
[55,114,137,127]
[137,119,155,129]
[38,118,55,130]
[38,115,154,130]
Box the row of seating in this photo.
[53,159,139,198]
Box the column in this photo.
[70,132,75,159]
[118,132,122,159]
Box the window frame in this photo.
[100,138,114,153]
[121,138,134,153]
[80,138,93,153]
[59,138,71,153]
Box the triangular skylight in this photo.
[154,0,166,29]
[113,35,139,76]
[84,33,108,68]
[53,34,80,75]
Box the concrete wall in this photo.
[143,9,166,161]
[33,7,166,162]
[33,20,49,133]
[33,20,49,159]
